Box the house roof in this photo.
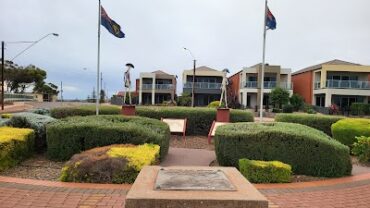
[151,70,171,75]
[194,66,219,72]
[292,59,361,75]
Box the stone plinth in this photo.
[216,108,230,122]
[121,105,136,116]
[125,166,268,208]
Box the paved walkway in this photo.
[1,173,370,207]
[0,176,130,208]
[160,147,216,167]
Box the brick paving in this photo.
[0,173,370,207]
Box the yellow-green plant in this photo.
[0,114,12,119]
[352,136,370,162]
[0,127,35,171]
[108,144,160,171]
[239,159,292,183]
[60,144,160,184]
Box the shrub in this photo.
[332,118,370,147]
[46,115,170,161]
[31,108,50,115]
[289,94,305,111]
[60,144,159,184]
[7,113,55,153]
[207,101,220,108]
[136,106,254,135]
[50,105,120,119]
[272,108,282,113]
[1,114,12,119]
[0,127,35,171]
[352,136,370,162]
[270,87,290,109]
[239,159,292,183]
[215,122,352,177]
[282,104,294,113]
[303,104,317,114]
[177,93,191,106]
[275,113,343,136]
[350,103,370,116]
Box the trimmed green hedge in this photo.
[0,127,35,171]
[215,122,352,177]
[239,159,292,183]
[352,136,370,162]
[275,113,343,136]
[136,106,254,135]
[332,118,370,147]
[7,113,55,152]
[46,115,170,161]
[50,105,120,119]
[350,103,370,116]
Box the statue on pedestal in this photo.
[123,63,134,105]
[219,68,230,108]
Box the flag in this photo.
[101,6,125,38]
[266,7,277,30]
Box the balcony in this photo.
[183,82,222,89]
[326,80,370,90]
[242,81,292,90]
[141,84,174,90]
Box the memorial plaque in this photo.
[162,119,185,133]
[155,169,236,191]
[125,166,268,208]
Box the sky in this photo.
[1,0,370,99]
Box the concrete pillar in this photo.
[152,77,156,105]
[139,77,143,105]
[320,69,327,88]
[325,93,332,107]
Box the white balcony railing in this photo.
[326,80,370,89]
[183,82,222,89]
[242,81,292,90]
[141,84,174,90]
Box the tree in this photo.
[3,60,48,93]
[270,87,290,109]
[290,94,305,111]
[177,93,191,106]
[100,89,106,103]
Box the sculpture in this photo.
[123,63,134,105]
[219,68,230,108]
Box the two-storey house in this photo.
[229,63,293,108]
[182,66,223,106]
[292,59,370,109]
[137,70,177,105]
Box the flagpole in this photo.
[259,0,268,122]
[96,0,101,115]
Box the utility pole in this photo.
[192,59,196,107]
[1,41,4,110]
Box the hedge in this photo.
[60,144,159,184]
[350,103,370,116]
[275,113,343,136]
[0,127,35,171]
[239,159,292,183]
[135,106,254,135]
[352,136,370,162]
[46,115,170,161]
[332,118,370,147]
[215,122,352,177]
[50,105,120,119]
[7,113,55,153]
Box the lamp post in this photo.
[183,47,196,107]
[1,33,59,110]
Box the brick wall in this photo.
[292,71,313,104]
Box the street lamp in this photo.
[11,33,59,61]
[1,33,59,110]
[183,47,196,107]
